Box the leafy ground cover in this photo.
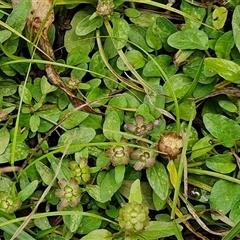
[1,0,240,239]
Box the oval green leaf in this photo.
[213,7,228,30]
[167,29,208,50]
[112,17,130,50]
[210,180,240,216]
[232,5,240,54]
[129,179,142,204]
[76,15,103,36]
[146,162,169,200]
[103,110,121,142]
[58,127,96,154]
[204,58,240,82]
[18,180,39,201]
[206,153,236,174]
[203,113,240,147]
[0,127,10,155]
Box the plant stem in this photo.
[188,168,240,185]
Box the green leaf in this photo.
[232,5,240,54]
[18,85,32,105]
[67,48,90,65]
[100,169,123,202]
[86,185,103,202]
[18,180,38,201]
[128,24,153,52]
[210,180,240,216]
[213,7,228,29]
[144,85,165,118]
[130,12,159,28]
[0,143,29,163]
[0,30,11,43]
[59,108,89,130]
[183,59,215,84]
[203,113,240,147]
[230,200,240,224]
[167,29,208,50]
[58,127,96,154]
[181,0,206,29]
[30,114,40,133]
[153,191,167,210]
[146,22,163,50]
[105,205,118,218]
[81,114,103,130]
[80,229,112,240]
[124,8,140,18]
[163,74,192,103]
[63,205,83,233]
[146,162,169,200]
[89,51,107,78]
[176,100,196,121]
[204,58,240,82]
[103,110,121,141]
[34,217,52,231]
[77,211,102,235]
[87,87,109,107]
[117,50,145,70]
[107,95,127,122]
[215,31,234,59]
[112,17,130,50]
[140,221,183,239]
[35,162,54,185]
[76,15,103,36]
[37,108,61,133]
[0,127,10,155]
[64,9,95,53]
[114,165,125,184]
[218,100,238,113]
[0,79,17,97]
[154,17,177,51]
[41,76,57,95]
[71,62,88,80]
[190,135,214,159]
[129,179,142,204]
[206,153,236,174]
[48,155,73,181]
[119,180,155,210]
[5,0,31,54]
[143,55,178,78]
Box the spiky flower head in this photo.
[125,115,154,137]
[55,178,81,209]
[117,201,150,233]
[69,158,90,184]
[158,132,183,160]
[0,191,21,214]
[65,76,80,89]
[106,138,132,166]
[96,0,115,18]
[131,142,158,170]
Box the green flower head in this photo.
[106,138,133,166]
[55,178,81,209]
[69,158,90,184]
[131,142,158,171]
[117,201,150,234]
[125,115,154,137]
